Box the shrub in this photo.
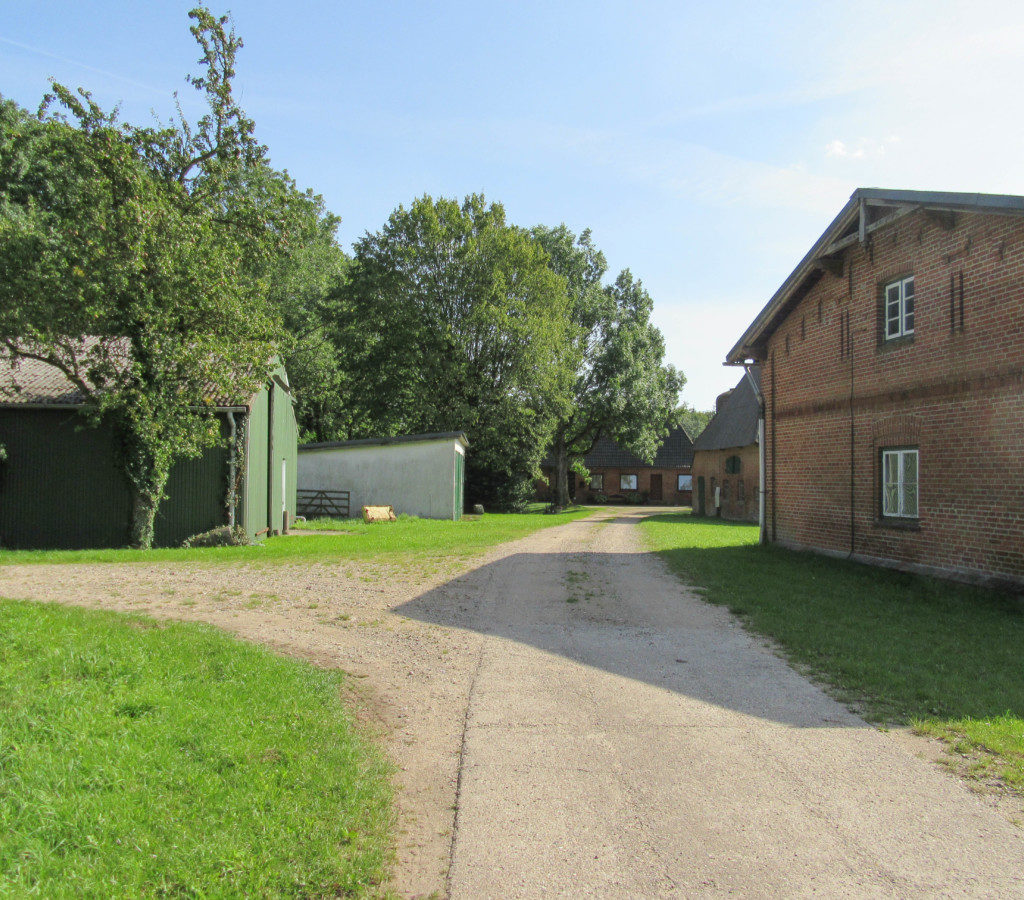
[180,525,251,548]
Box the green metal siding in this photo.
[244,388,269,539]
[272,375,298,532]
[154,421,230,546]
[454,451,464,520]
[0,409,131,549]
[0,363,298,549]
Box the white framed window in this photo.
[884,276,915,340]
[677,474,692,491]
[589,473,604,491]
[620,474,638,491]
[881,448,919,518]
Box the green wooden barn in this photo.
[0,356,297,549]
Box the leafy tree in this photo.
[0,8,309,547]
[532,225,684,508]
[337,195,573,509]
[677,403,713,440]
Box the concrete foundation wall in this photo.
[298,438,463,520]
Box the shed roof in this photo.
[579,425,694,469]
[300,431,470,452]
[692,368,761,452]
[0,338,276,410]
[726,188,1024,364]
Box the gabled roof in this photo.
[583,425,694,469]
[726,188,1024,364]
[0,338,275,410]
[693,367,760,452]
[300,431,470,452]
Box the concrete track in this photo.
[398,508,1024,898]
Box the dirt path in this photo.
[4,509,1024,897]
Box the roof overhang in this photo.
[300,431,470,452]
[726,188,1024,364]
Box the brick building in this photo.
[691,367,761,522]
[727,188,1024,587]
[539,426,694,505]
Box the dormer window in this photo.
[884,276,915,339]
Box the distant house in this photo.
[727,188,1024,587]
[298,432,468,521]
[692,367,761,522]
[539,426,695,505]
[0,354,297,548]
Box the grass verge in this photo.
[0,599,393,896]
[0,508,595,567]
[641,512,1024,791]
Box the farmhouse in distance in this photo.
[538,426,695,506]
[691,367,761,523]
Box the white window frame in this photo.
[589,473,604,491]
[881,448,919,519]
[620,474,638,491]
[677,474,692,491]
[884,276,915,340]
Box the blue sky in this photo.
[4,1,1023,408]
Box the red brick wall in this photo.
[691,444,759,522]
[761,208,1024,584]
[539,466,692,505]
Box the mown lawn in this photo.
[642,513,1024,791]
[0,599,393,897]
[0,508,595,567]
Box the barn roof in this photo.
[726,188,1024,364]
[0,338,275,410]
[692,368,761,452]
[581,425,694,469]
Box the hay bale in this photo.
[362,505,396,523]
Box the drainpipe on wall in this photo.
[741,362,767,546]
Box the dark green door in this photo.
[696,476,705,516]
[454,452,465,520]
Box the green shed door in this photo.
[454,451,464,521]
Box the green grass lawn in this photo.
[641,512,1024,791]
[0,507,595,567]
[0,599,392,897]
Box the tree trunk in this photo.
[126,444,171,550]
[554,431,571,509]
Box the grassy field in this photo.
[0,599,392,897]
[641,513,1024,791]
[0,507,594,567]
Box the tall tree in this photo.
[0,8,318,547]
[677,403,713,440]
[532,225,684,509]
[338,195,574,509]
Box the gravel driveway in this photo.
[4,508,1024,898]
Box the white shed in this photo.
[297,431,468,521]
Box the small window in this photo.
[725,455,742,474]
[881,448,919,518]
[620,474,638,491]
[589,473,604,491]
[884,276,915,340]
[677,474,692,491]
[737,479,745,502]
[722,480,731,502]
